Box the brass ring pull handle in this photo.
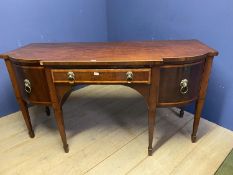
[24,79,31,94]
[126,71,133,82]
[67,72,75,84]
[180,79,188,95]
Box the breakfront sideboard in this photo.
[0,40,218,156]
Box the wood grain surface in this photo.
[0,40,218,66]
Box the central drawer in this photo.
[52,68,151,84]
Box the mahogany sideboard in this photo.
[0,40,218,156]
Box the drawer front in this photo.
[158,61,204,106]
[13,64,50,103]
[52,69,151,84]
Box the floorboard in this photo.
[0,85,232,175]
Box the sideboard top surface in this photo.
[0,40,218,66]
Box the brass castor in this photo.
[148,148,153,156]
[29,130,35,138]
[191,135,197,143]
[64,144,69,153]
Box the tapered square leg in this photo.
[192,57,214,143]
[45,68,69,153]
[45,106,50,116]
[18,99,35,138]
[148,108,156,156]
[192,100,204,143]
[147,67,160,156]
[53,106,69,153]
[179,108,184,118]
[5,60,34,138]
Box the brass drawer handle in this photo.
[24,79,31,94]
[180,79,188,94]
[126,71,133,82]
[67,72,75,84]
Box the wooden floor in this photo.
[0,85,233,175]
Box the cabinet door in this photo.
[158,61,204,106]
[13,64,51,104]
